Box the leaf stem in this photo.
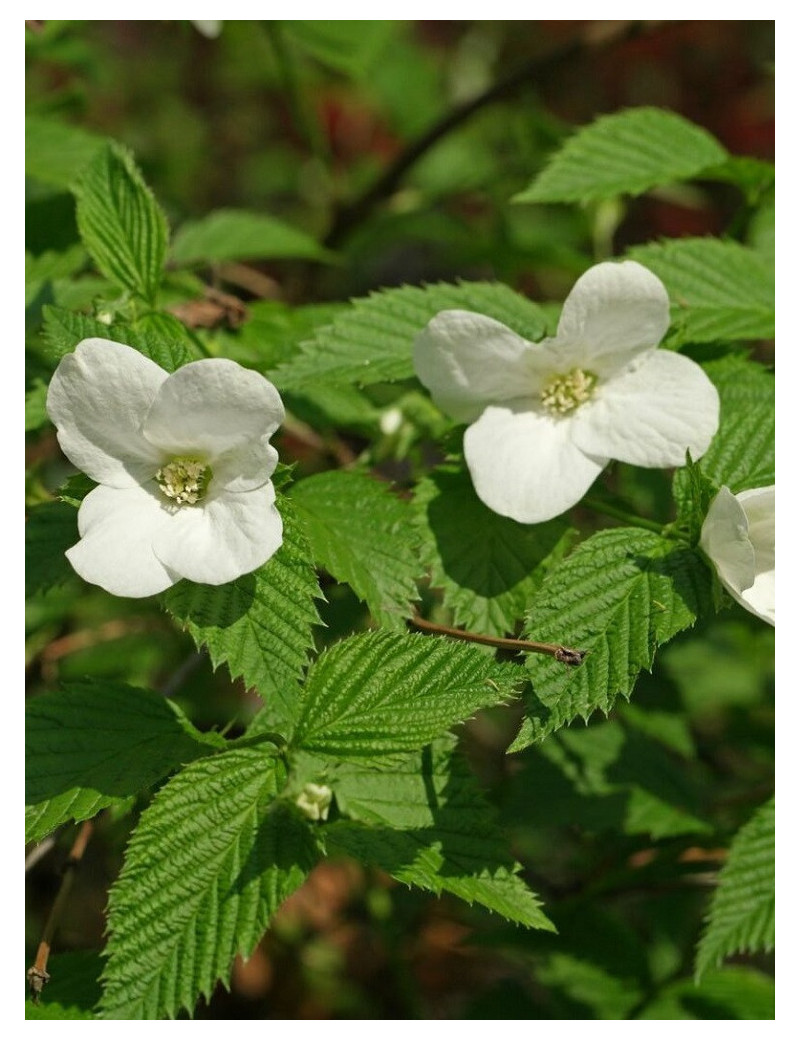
[27,819,94,1003]
[583,496,665,534]
[409,615,587,666]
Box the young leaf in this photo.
[695,798,775,980]
[164,499,323,714]
[99,747,319,1020]
[274,281,549,389]
[697,355,775,491]
[513,107,728,204]
[170,209,335,266]
[292,631,519,764]
[511,528,713,750]
[74,143,168,305]
[25,681,222,843]
[627,238,774,344]
[291,470,421,630]
[25,114,107,189]
[25,501,79,598]
[329,737,553,929]
[414,464,575,635]
[42,305,195,371]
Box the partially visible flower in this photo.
[295,783,333,822]
[413,261,720,524]
[700,485,775,626]
[191,20,223,38]
[46,338,285,598]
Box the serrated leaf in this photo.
[42,305,195,372]
[504,720,710,840]
[328,739,552,929]
[291,471,420,629]
[511,528,713,750]
[74,144,168,305]
[99,747,319,1019]
[695,798,774,980]
[274,281,549,389]
[25,114,108,189]
[627,238,774,344]
[164,500,323,720]
[697,355,774,491]
[25,501,78,598]
[25,681,222,843]
[672,455,719,544]
[292,631,519,763]
[170,209,335,266]
[638,967,774,1020]
[414,465,575,635]
[513,107,728,204]
[282,20,396,78]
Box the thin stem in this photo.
[583,496,665,534]
[27,819,94,1003]
[409,615,586,666]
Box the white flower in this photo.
[191,20,223,38]
[700,485,775,626]
[413,261,720,523]
[46,338,285,598]
[295,783,333,822]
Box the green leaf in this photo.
[695,798,775,979]
[99,747,319,1019]
[25,681,222,843]
[638,967,774,1020]
[74,143,168,305]
[170,209,335,266]
[25,114,108,189]
[513,107,728,204]
[291,471,420,630]
[535,953,642,1019]
[274,281,550,389]
[282,20,396,78]
[25,379,50,432]
[627,238,774,344]
[697,355,775,491]
[25,952,102,1020]
[328,739,552,930]
[25,501,79,598]
[292,631,519,764]
[504,720,710,840]
[671,455,719,544]
[164,499,323,719]
[414,464,575,635]
[511,528,713,750]
[42,305,195,371]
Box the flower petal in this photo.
[414,310,548,422]
[67,483,179,597]
[556,261,671,372]
[143,359,285,460]
[463,404,606,523]
[212,440,279,493]
[46,338,167,486]
[737,485,775,626]
[151,482,283,585]
[570,350,719,467]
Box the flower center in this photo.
[540,367,598,415]
[156,457,212,506]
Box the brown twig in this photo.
[409,615,587,666]
[27,819,94,1003]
